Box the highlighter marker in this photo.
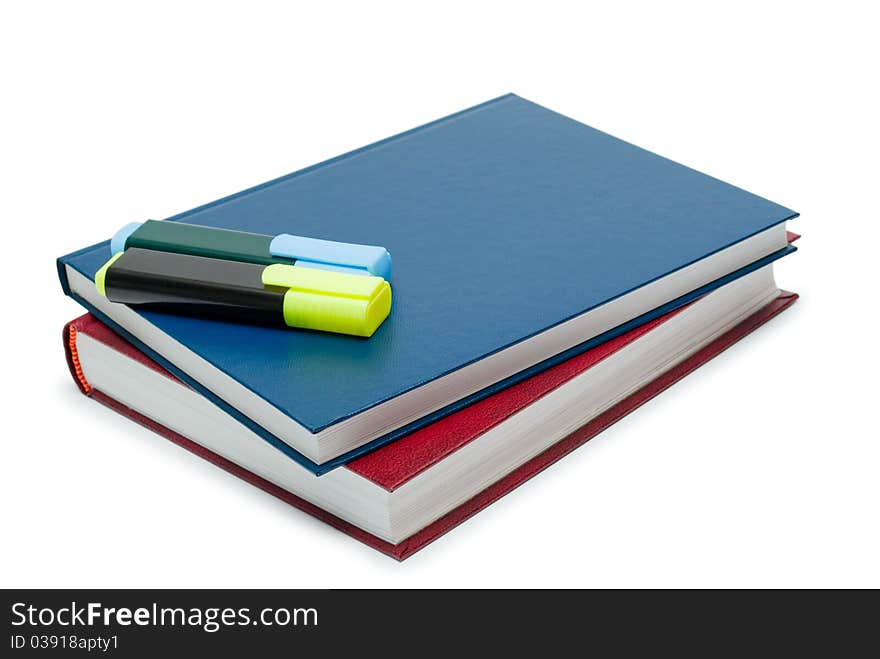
[112,220,392,280]
[95,248,392,337]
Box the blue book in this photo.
[57,94,797,474]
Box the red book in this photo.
[64,276,797,559]
[64,232,799,560]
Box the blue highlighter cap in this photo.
[270,234,392,280]
[111,221,144,254]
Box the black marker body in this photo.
[103,248,286,326]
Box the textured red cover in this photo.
[63,291,797,559]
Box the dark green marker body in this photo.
[124,220,294,266]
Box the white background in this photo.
[2,1,877,588]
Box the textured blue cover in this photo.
[58,94,797,474]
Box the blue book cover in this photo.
[57,94,797,474]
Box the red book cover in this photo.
[64,286,797,559]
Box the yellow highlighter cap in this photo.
[262,264,392,337]
[94,252,123,296]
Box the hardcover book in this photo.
[57,94,797,473]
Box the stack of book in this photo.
[57,94,798,559]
